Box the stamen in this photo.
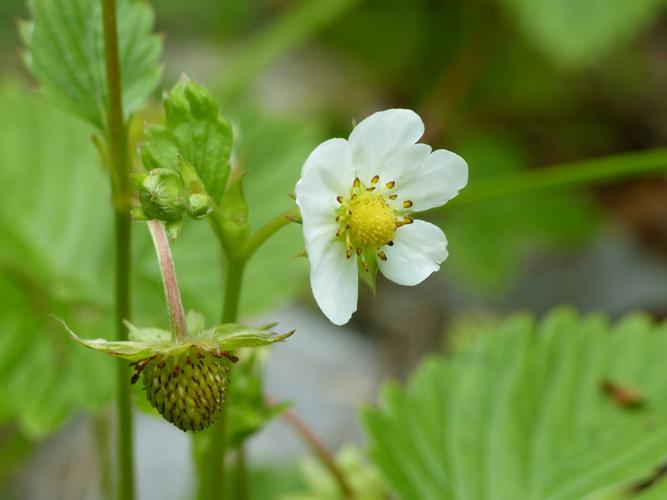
[366,186,376,192]
[356,247,363,256]
[336,195,344,204]
[403,200,413,208]
[378,251,388,261]
[336,229,341,237]
[386,181,395,189]
[353,178,361,188]
[335,215,340,222]
[388,241,394,246]
[351,193,358,200]
[371,175,380,184]
[346,248,353,259]
[404,216,414,224]
[388,194,398,200]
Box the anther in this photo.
[371,175,380,184]
[353,178,361,188]
[366,186,376,192]
[351,193,357,200]
[335,215,340,222]
[336,195,344,204]
[386,181,395,189]
[388,240,394,246]
[404,216,414,224]
[403,200,413,208]
[346,248,353,259]
[356,247,363,256]
[389,194,398,200]
[378,251,388,261]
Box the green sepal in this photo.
[200,324,294,351]
[58,314,293,361]
[358,248,379,296]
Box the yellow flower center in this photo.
[348,195,396,248]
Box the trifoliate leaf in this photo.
[142,77,233,204]
[364,309,667,499]
[21,0,162,129]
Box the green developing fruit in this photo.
[133,346,232,432]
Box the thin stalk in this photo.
[278,404,354,497]
[147,220,188,341]
[101,0,134,498]
[444,147,667,210]
[242,207,300,260]
[234,447,249,500]
[207,259,246,500]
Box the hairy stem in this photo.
[101,0,134,498]
[147,220,188,341]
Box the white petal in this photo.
[296,138,354,265]
[349,109,425,183]
[392,149,468,212]
[310,240,359,325]
[378,220,448,286]
[380,143,432,203]
[298,138,355,201]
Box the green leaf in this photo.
[364,309,667,499]
[22,0,162,129]
[499,0,666,67]
[141,77,233,204]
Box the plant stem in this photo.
[207,258,246,500]
[242,207,300,260]
[147,220,188,341]
[445,147,667,210]
[101,0,134,498]
[277,403,355,497]
[234,447,249,500]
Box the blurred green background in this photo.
[1,0,667,498]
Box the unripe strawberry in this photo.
[134,347,232,432]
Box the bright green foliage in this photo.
[21,0,162,129]
[364,309,667,499]
[142,77,233,204]
[501,0,666,67]
[0,84,114,438]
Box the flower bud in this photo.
[188,192,214,219]
[133,168,188,222]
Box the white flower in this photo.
[295,109,468,325]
